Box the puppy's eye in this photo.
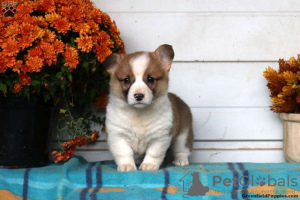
[123,77,130,84]
[147,76,155,84]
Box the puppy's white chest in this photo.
[107,101,173,155]
[127,114,170,154]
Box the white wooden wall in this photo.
[53,0,300,163]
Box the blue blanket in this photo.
[0,156,300,200]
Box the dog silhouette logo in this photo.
[179,171,210,198]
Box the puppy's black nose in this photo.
[134,93,144,101]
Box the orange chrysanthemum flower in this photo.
[53,40,64,53]
[90,9,103,24]
[63,45,79,71]
[109,21,121,37]
[96,44,112,63]
[60,6,83,21]
[26,56,44,72]
[75,36,93,53]
[14,2,33,17]
[0,53,16,73]
[37,0,56,13]
[31,26,45,40]
[45,13,61,25]
[1,39,19,56]
[28,47,42,57]
[20,22,34,36]
[39,41,56,66]
[14,83,23,93]
[19,73,31,86]
[0,54,15,73]
[5,23,19,37]
[73,23,90,35]
[43,29,56,42]
[96,31,114,48]
[87,20,99,33]
[101,13,112,27]
[53,18,70,34]
[34,16,48,28]
[18,35,34,49]
[12,60,23,74]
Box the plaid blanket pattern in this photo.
[0,156,300,200]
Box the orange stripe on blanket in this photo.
[207,189,224,196]
[0,190,28,200]
[248,185,300,196]
[154,186,177,194]
[257,168,273,172]
[286,187,300,196]
[76,188,125,193]
[247,185,275,195]
[154,186,223,196]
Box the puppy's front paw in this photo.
[139,163,159,171]
[117,164,137,172]
[173,159,189,167]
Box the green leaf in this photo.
[30,80,40,86]
[56,72,62,78]
[90,89,96,99]
[83,61,89,68]
[76,117,84,125]
[59,109,67,114]
[43,92,50,102]
[0,82,7,94]
[67,73,72,82]
[61,67,68,73]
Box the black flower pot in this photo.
[0,95,53,168]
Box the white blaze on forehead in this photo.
[130,53,150,78]
[127,53,153,107]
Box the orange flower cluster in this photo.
[263,56,300,113]
[0,0,125,93]
[52,130,99,163]
[93,93,109,109]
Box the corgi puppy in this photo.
[104,44,193,172]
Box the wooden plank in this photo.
[192,108,282,140]
[52,141,283,150]
[169,62,274,107]
[93,0,300,12]
[72,150,285,162]
[105,13,300,61]
[192,141,282,150]
[189,150,285,162]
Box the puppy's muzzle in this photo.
[134,93,144,101]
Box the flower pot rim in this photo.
[280,113,300,122]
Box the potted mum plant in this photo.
[263,56,300,162]
[0,0,125,167]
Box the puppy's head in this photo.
[104,44,174,108]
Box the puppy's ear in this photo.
[154,44,174,72]
[103,53,123,75]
